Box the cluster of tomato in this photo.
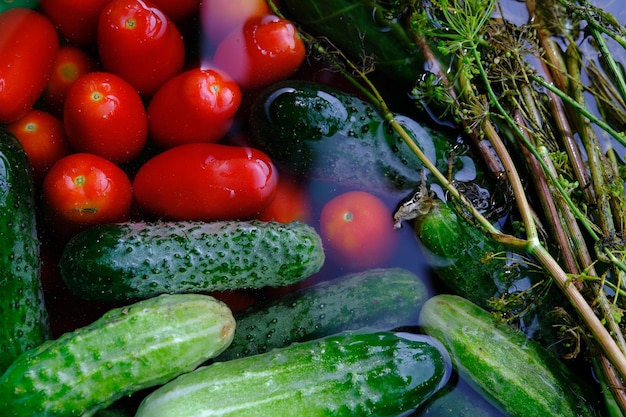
[1,0,400,329]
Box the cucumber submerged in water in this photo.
[59,220,325,302]
[136,331,450,417]
[218,267,428,361]
[0,128,49,373]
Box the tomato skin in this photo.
[320,191,398,270]
[147,67,241,149]
[63,72,148,164]
[97,0,185,96]
[201,0,269,45]
[148,0,199,22]
[42,152,133,234]
[212,14,306,90]
[6,109,71,183]
[0,8,59,124]
[133,143,278,221]
[43,45,97,117]
[258,174,312,224]
[40,0,111,45]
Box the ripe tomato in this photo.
[6,109,71,183]
[148,0,199,22]
[133,143,278,221]
[43,45,97,116]
[42,153,133,235]
[97,0,185,96]
[258,174,312,224]
[40,0,111,45]
[0,8,59,124]
[201,0,269,45]
[211,14,306,90]
[63,72,148,164]
[147,67,241,149]
[320,191,398,270]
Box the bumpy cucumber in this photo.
[0,128,49,373]
[249,80,476,194]
[0,293,235,417]
[419,294,601,417]
[60,220,325,302]
[136,331,450,417]
[218,267,428,361]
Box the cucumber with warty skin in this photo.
[135,331,450,417]
[59,219,325,302]
[0,293,236,417]
[217,267,428,361]
[419,294,602,417]
[248,80,476,194]
[0,128,49,374]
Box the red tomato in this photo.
[201,0,269,45]
[0,8,59,124]
[320,191,398,270]
[6,109,72,183]
[97,0,185,96]
[148,0,200,22]
[43,45,97,116]
[42,152,133,233]
[40,0,111,45]
[147,67,241,149]
[63,72,148,164]
[133,143,278,221]
[211,14,306,90]
[258,174,312,224]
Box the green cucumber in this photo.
[249,80,476,194]
[59,220,325,302]
[0,293,235,417]
[218,267,428,361]
[136,331,450,417]
[0,128,49,373]
[419,294,601,417]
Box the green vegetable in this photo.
[0,0,39,13]
[0,293,235,417]
[135,331,450,417]
[419,294,602,417]
[249,80,476,194]
[59,220,325,302]
[0,128,49,373]
[218,267,428,361]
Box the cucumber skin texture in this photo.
[419,294,601,417]
[0,129,49,373]
[218,267,428,361]
[136,331,450,417]
[60,220,325,302]
[249,80,469,194]
[0,293,236,417]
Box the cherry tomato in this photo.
[40,0,111,45]
[97,0,185,96]
[147,67,241,149]
[63,72,148,164]
[0,8,59,124]
[211,14,306,90]
[320,191,399,270]
[148,0,199,22]
[133,143,278,221]
[6,109,71,183]
[42,152,133,234]
[258,174,312,224]
[201,0,269,45]
[43,45,97,117]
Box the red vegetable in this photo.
[40,0,111,45]
[0,8,59,124]
[133,143,278,221]
[200,0,269,45]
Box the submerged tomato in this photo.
[97,0,185,96]
[212,14,306,90]
[201,0,269,45]
[320,191,399,270]
[0,8,59,124]
[148,67,241,149]
[258,174,312,224]
[63,72,148,164]
[133,143,278,221]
